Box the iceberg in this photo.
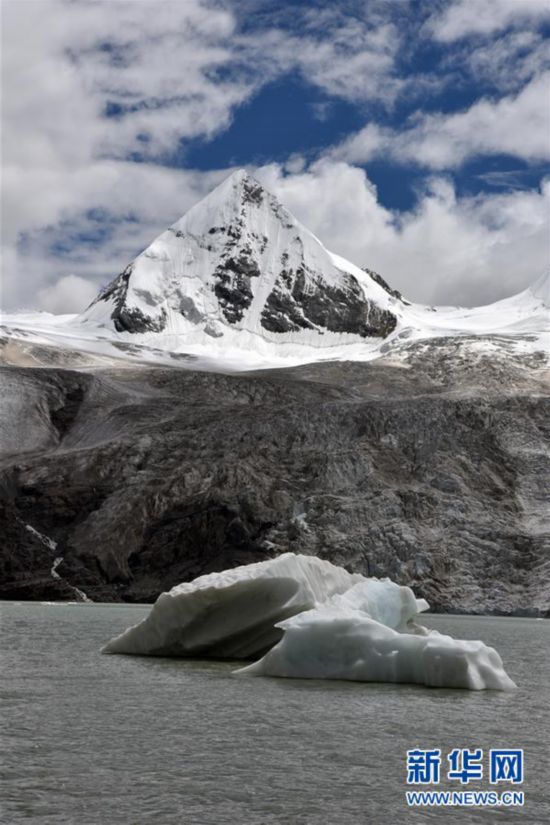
[103,553,516,690]
[102,554,365,658]
[236,599,516,691]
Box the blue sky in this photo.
[2,0,549,312]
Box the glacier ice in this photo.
[236,598,516,691]
[102,554,365,658]
[325,579,430,632]
[102,553,516,690]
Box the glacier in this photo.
[103,554,515,690]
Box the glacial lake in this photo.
[1,603,548,824]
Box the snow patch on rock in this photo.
[26,523,57,551]
[23,523,92,602]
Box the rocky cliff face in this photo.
[1,173,548,613]
[1,336,548,615]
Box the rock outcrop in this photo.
[1,337,547,615]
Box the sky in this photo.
[1,0,549,313]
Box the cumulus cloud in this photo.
[333,73,550,169]
[2,163,226,311]
[36,275,100,315]
[257,160,549,306]
[394,72,550,168]
[1,0,254,308]
[2,0,406,313]
[1,0,548,313]
[430,0,550,42]
[3,0,248,161]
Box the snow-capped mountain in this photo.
[1,172,548,614]
[81,169,399,342]
[1,170,548,371]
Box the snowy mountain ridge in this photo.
[81,169,399,344]
[1,169,548,370]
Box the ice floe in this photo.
[236,600,516,691]
[102,554,364,658]
[103,553,515,690]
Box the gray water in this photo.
[1,603,548,825]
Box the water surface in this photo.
[1,603,548,824]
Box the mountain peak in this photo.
[197,167,267,204]
[202,167,264,202]
[81,172,398,343]
[226,167,258,185]
[170,168,290,240]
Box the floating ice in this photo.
[102,554,365,658]
[103,553,516,690]
[325,579,430,632]
[236,601,516,691]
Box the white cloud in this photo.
[36,275,100,315]
[5,156,548,313]
[256,160,394,262]
[430,0,550,42]
[395,72,550,168]
[1,0,547,313]
[333,73,550,169]
[241,8,404,105]
[2,0,248,168]
[291,19,402,103]
[452,29,550,93]
[1,0,244,182]
[332,123,389,165]
[1,0,251,311]
[256,160,549,306]
[1,162,226,311]
[1,0,406,313]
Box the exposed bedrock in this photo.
[261,268,397,337]
[0,344,548,614]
